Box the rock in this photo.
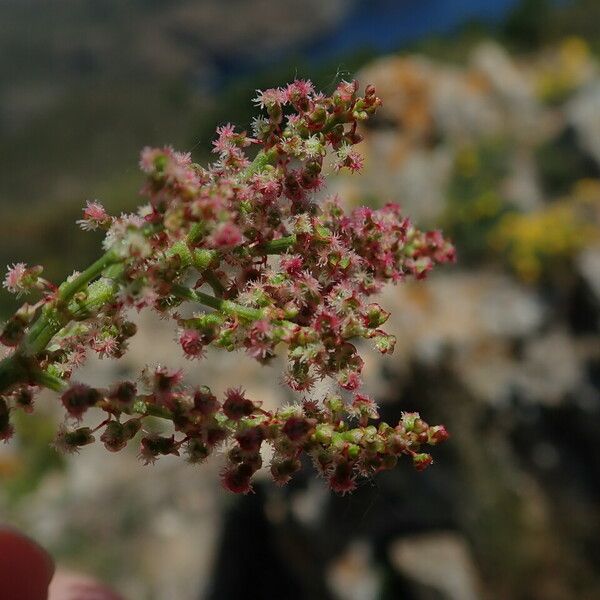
[577,244,600,302]
[470,42,537,134]
[389,532,481,600]
[515,329,583,406]
[567,82,600,166]
[327,540,379,600]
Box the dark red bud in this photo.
[223,388,255,421]
[282,416,316,442]
[61,384,101,419]
[235,426,265,452]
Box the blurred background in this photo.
[1,1,599,598]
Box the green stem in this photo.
[21,251,121,358]
[0,256,126,394]
[255,234,297,255]
[57,250,120,303]
[0,355,27,393]
[30,369,68,392]
[1,148,286,396]
[203,270,226,296]
[241,147,279,179]
[22,266,123,358]
[130,402,174,421]
[172,285,264,322]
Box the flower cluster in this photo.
[0,80,454,493]
[50,372,448,495]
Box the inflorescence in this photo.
[0,80,454,494]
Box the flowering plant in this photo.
[0,80,454,494]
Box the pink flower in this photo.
[77,201,110,231]
[3,263,43,295]
[212,123,255,156]
[286,79,315,109]
[245,320,274,361]
[92,336,118,358]
[280,255,303,276]
[139,146,164,173]
[3,263,27,294]
[209,222,243,248]
[335,80,359,103]
[0,79,455,494]
[253,87,287,109]
[150,366,184,393]
[335,145,364,173]
[179,329,205,359]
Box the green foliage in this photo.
[502,0,553,50]
[2,411,64,503]
[442,140,513,263]
[536,129,600,197]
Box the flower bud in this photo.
[223,388,256,420]
[328,459,356,494]
[140,434,179,464]
[401,412,419,432]
[282,416,315,443]
[179,329,204,358]
[120,321,137,338]
[337,368,361,391]
[428,425,450,445]
[372,331,396,354]
[412,453,433,471]
[192,387,219,416]
[314,423,334,445]
[53,426,95,454]
[308,107,327,128]
[363,304,390,328]
[221,462,255,494]
[61,383,101,419]
[324,394,345,422]
[351,393,379,426]
[186,438,211,463]
[0,315,27,346]
[122,418,142,439]
[14,387,35,414]
[109,381,137,406]
[270,456,301,485]
[100,421,128,452]
[235,425,265,453]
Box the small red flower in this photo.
[221,462,255,494]
[223,388,256,420]
[235,426,265,453]
[282,416,315,443]
[328,460,357,494]
[61,384,101,420]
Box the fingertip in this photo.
[49,571,124,600]
[0,526,55,600]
